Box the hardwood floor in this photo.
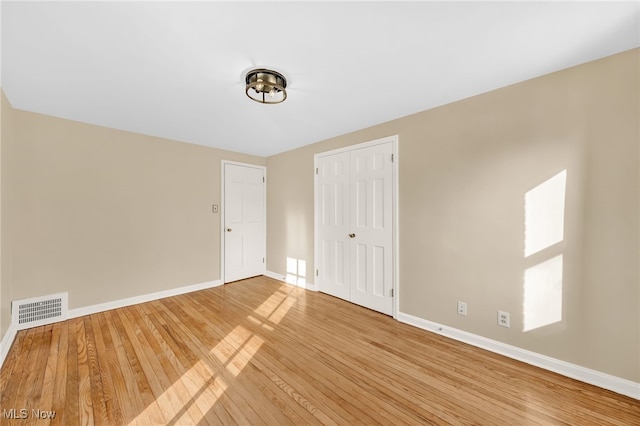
[1,276,638,425]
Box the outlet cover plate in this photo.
[498,310,510,328]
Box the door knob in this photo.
[349,233,356,238]
[227,228,232,232]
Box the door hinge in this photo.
[391,153,394,162]
[315,167,319,175]
[263,258,265,263]
[391,288,394,297]
[316,269,319,276]
[263,176,265,183]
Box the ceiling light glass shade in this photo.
[245,68,287,104]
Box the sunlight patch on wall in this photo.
[524,170,567,257]
[286,257,306,286]
[524,255,564,332]
[523,170,567,332]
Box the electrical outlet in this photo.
[498,310,510,328]
[457,301,467,316]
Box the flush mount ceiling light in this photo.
[245,68,287,104]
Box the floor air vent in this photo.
[12,292,68,330]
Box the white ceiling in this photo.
[2,1,639,157]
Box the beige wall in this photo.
[266,49,639,382]
[6,109,263,314]
[1,90,14,338]
[1,49,637,383]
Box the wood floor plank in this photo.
[1,276,639,425]
[108,308,165,425]
[63,319,80,426]
[50,321,69,426]
[197,287,417,425]
[221,282,457,424]
[142,300,228,425]
[303,323,531,424]
[0,331,25,398]
[89,313,125,425]
[131,303,210,426]
[7,326,47,420]
[150,299,261,424]
[83,316,110,426]
[75,317,95,425]
[115,307,180,424]
[209,285,386,424]
[23,325,53,420]
[178,292,321,425]
[33,323,62,426]
[0,330,30,410]
[96,310,141,425]
[154,296,277,425]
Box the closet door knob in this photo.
[348,233,356,238]
[227,228,232,232]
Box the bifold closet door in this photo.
[317,151,351,301]
[316,142,394,315]
[349,143,394,315]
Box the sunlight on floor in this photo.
[254,287,297,325]
[269,292,297,324]
[247,314,275,331]
[130,358,230,424]
[133,288,297,424]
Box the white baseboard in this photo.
[264,270,286,282]
[0,279,222,368]
[0,323,18,369]
[4,280,636,400]
[68,280,222,319]
[397,311,640,400]
[265,271,317,291]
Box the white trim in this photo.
[314,135,397,158]
[264,270,286,282]
[397,311,640,400]
[313,151,319,293]
[3,280,637,399]
[220,161,225,285]
[264,271,317,291]
[391,139,399,319]
[221,160,267,284]
[1,279,221,368]
[0,323,18,369]
[68,280,222,319]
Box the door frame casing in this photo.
[221,160,267,284]
[313,135,399,318]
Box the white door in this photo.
[224,163,266,283]
[316,151,351,300]
[315,138,395,316]
[349,143,394,314]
